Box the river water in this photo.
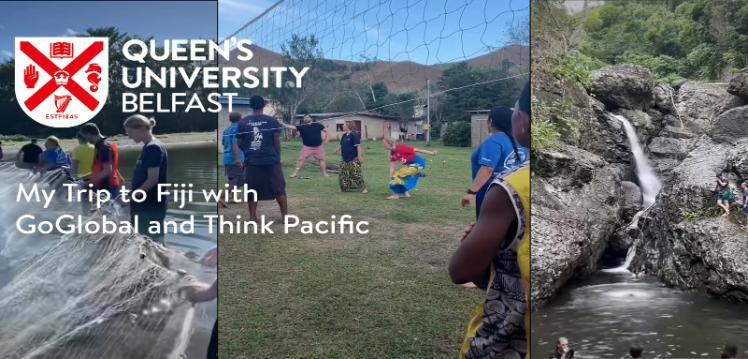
[533,272,748,358]
[0,144,216,359]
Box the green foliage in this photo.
[550,51,602,88]
[436,62,525,126]
[531,118,561,152]
[441,121,471,147]
[577,0,748,81]
[617,53,685,82]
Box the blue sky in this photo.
[219,0,529,64]
[0,1,216,61]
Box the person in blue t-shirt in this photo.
[40,136,71,171]
[233,95,288,221]
[223,112,245,198]
[462,106,528,218]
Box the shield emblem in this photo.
[15,37,108,128]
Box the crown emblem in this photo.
[54,70,70,85]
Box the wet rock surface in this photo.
[533,64,748,305]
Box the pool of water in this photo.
[0,144,217,359]
[532,272,748,358]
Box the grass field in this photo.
[218,139,483,358]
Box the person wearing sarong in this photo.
[337,121,368,193]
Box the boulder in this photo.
[589,65,655,110]
[648,136,689,160]
[532,145,621,306]
[635,138,748,302]
[711,105,748,143]
[727,70,748,98]
[675,82,741,134]
[620,180,643,220]
[653,83,676,113]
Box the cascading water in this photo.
[0,163,203,358]
[604,114,662,272]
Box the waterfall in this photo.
[613,114,662,207]
[604,114,663,273]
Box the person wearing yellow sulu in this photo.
[450,82,531,359]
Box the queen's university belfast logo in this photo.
[15,37,108,128]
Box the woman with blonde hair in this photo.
[124,114,169,243]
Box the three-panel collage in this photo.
[1,0,747,358]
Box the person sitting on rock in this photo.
[716,174,734,216]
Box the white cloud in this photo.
[65,28,78,36]
[219,0,267,14]
[1,50,13,59]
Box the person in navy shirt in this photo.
[124,114,169,243]
[234,96,288,221]
[462,106,528,218]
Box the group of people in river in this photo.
[550,336,741,359]
[13,116,170,242]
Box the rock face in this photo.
[620,181,642,221]
[727,70,748,98]
[711,105,748,143]
[635,139,748,302]
[533,62,748,306]
[531,145,621,306]
[589,65,655,110]
[675,82,739,134]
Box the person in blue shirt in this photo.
[233,96,288,221]
[462,106,528,218]
[223,112,245,199]
[41,136,71,171]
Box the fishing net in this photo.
[0,163,202,359]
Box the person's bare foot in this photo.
[218,199,228,208]
[361,188,368,194]
[387,195,400,200]
[403,192,411,198]
[461,282,477,289]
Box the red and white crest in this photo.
[15,37,108,128]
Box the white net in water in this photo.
[0,163,201,359]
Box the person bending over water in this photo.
[71,133,95,180]
[124,115,169,243]
[382,122,436,200]
[40,136,71,172]
[449,82,530,359]
[336,121,368,193]
[16,138,43,170]
[79,123,123,199]
[280,114,330,178]
[233,95,288,221]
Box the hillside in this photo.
[220,43,529,94]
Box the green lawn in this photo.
[218,139,482,358]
